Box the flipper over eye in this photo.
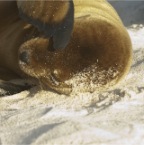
[17,0,74,50]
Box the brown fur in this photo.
[0,0,132,95]
[17,0,70,24]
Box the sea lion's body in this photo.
[0,2,26,79]
[0,0,132,95]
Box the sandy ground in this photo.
[0,1,144,145]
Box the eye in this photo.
[19,51,29,64]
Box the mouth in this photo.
[39,76,72,95]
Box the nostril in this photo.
[19,51,29,64]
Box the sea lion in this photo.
[0,0,132,96]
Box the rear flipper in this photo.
[0,80,32,97]
[17,0,74,50]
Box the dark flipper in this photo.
[17,0,74,50]
[0,80,32,97]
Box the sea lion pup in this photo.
[18,0,132,95]
[0,1,74,96]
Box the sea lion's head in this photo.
[18,37,73,94]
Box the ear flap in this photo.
[17,0,74,50]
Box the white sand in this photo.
[1,2,144,145]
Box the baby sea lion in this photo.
[0,0,132,96]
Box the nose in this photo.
[19,51,29,64]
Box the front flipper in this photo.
[0,80,32,97]
[17,0,74,50]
